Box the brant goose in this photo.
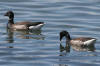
[4,11,44,30]
[60,30,97,46]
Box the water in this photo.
[0,0,100,66]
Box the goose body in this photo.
[4,11,44,30]
[11,22,44,30]
[70,37,96,46]
[60,31,96,46]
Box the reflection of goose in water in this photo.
[6,28,14,43]
[59,42,95,52]
[59,43,70,66]
[60,43,70,53]
[15,30,45,40]
[59,42,70,56]
[71,44,95,52]
[6,28,45,43]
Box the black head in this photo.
[4,11,14,19]
[60,30,71,41]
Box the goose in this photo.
[4,11,44,30]
[60,30,97,46]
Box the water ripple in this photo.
[0,0,100,66]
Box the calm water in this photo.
[0,0,100,66]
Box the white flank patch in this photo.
[29,24,44,30]
[71,40,83,45]
[13,25,26,30]
[84,39,96,45]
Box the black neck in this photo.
[8,18,14,24]
[65,33,71,41]
[7,18,14,29]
